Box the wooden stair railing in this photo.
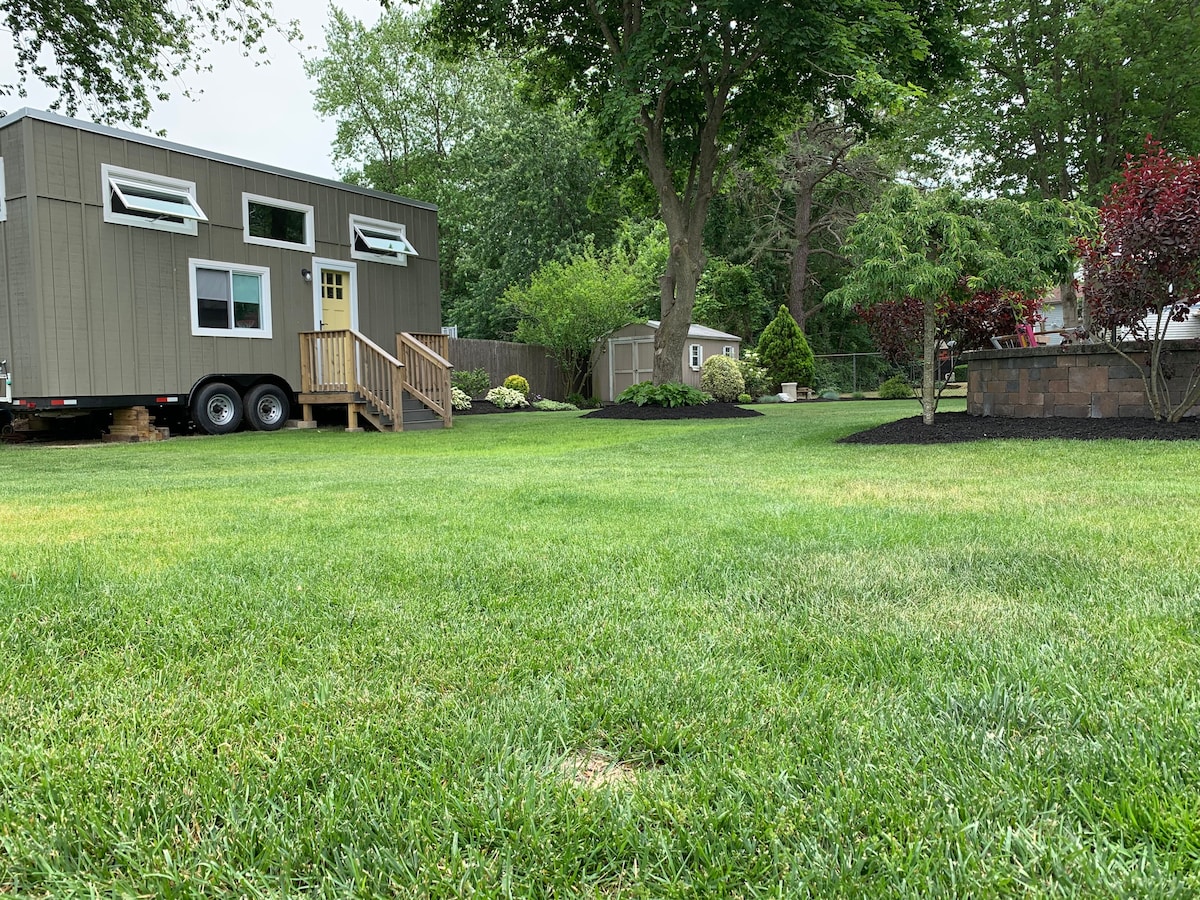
[299,330,404,431]
[397,332,453,428]
[408,331,450,360]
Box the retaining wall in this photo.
[963,342,1200,418]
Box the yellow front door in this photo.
[320,269,351,330]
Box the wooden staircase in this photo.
[298,330,453,432]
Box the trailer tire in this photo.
[191,382,243,435]
[245,384,290,432]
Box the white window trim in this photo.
[102,164,204,235]
[242,192,315,252]
[689,344,703,370]
[723,345,735,358]
[349,213,417,266]
[188,258,273,339]
[0,157,6,222]
[310,257,359,331]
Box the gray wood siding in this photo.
[6,114,441,399]
[0,120,40,395]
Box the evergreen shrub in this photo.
[503,374,530,396]
[757,306,815,389]
[700,355,746,402]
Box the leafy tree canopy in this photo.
[833,185,1084,421]
[430,0,965,384]
[1,0,295,126]
[1081,142,1200,421]
[504,244,642,396]
[902,0,1200,203]
[307,4,625,340]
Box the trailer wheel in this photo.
[245,384,290,432]
[191,382,243,435]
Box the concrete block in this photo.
[1069,366,1108,393]
[1090,393,1119,418]
[1051,404,1090,418]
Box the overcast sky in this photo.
[0,0,382,180]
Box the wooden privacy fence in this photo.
[447,339,565,399]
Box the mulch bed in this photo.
[582,403,763,420]
[839,411,1200,444]
[457,401,764,419]
[453,399,1199,441]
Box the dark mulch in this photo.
[839,411,1200,445]
[582,403,764,420]
[454,402,531,415]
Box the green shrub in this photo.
[531,399,579,411]
[852,391,866,400]
[737,393,752,404]
[485,386,529,409]
[953,363,968,383]
[451,387,472,410]
[736,353,772,399]
[567,392,602,409]
[757,305,815,389]
[503,374,530,396]
[878,375,914,400]
[616,381,710,407]
[700,354,746,402]
[451,367,491,397]
[820,389,841,400]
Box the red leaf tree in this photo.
[857,287,1043,391]
[1080,141,1200,421]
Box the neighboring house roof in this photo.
[645,320,741,341]
[0,107,436,211]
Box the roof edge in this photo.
[0,107,437,212]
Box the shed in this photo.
[595,320,742,402]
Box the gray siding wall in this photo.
[0,118,35,396]
[8,116,441,398]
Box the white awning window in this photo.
[102,164,206,235]
[110,176,207,221]
[349,214,418,266]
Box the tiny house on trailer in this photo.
[0,109,452,437]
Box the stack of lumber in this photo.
[103,406,166,442]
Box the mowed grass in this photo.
[1,401,1198,898]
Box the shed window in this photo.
[102,164,205,235]
[189,259,272,339]
[689,344,702,369]
[349,214,417,266]
[723,345,735,357]
[243,193,315,251]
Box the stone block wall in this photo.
[963,343,1200,418]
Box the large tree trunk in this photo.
[921,295,938,425]
[788,177,814,331]
[653,231,705,384]
[643,120,715,386]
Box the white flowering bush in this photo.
[532,399,578,411]
[451,387,472,410]
[485,386,529,409]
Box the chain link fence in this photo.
[812,353,916,394]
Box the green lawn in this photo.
[1,401,1198,897]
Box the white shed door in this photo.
[610,339,655,399]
